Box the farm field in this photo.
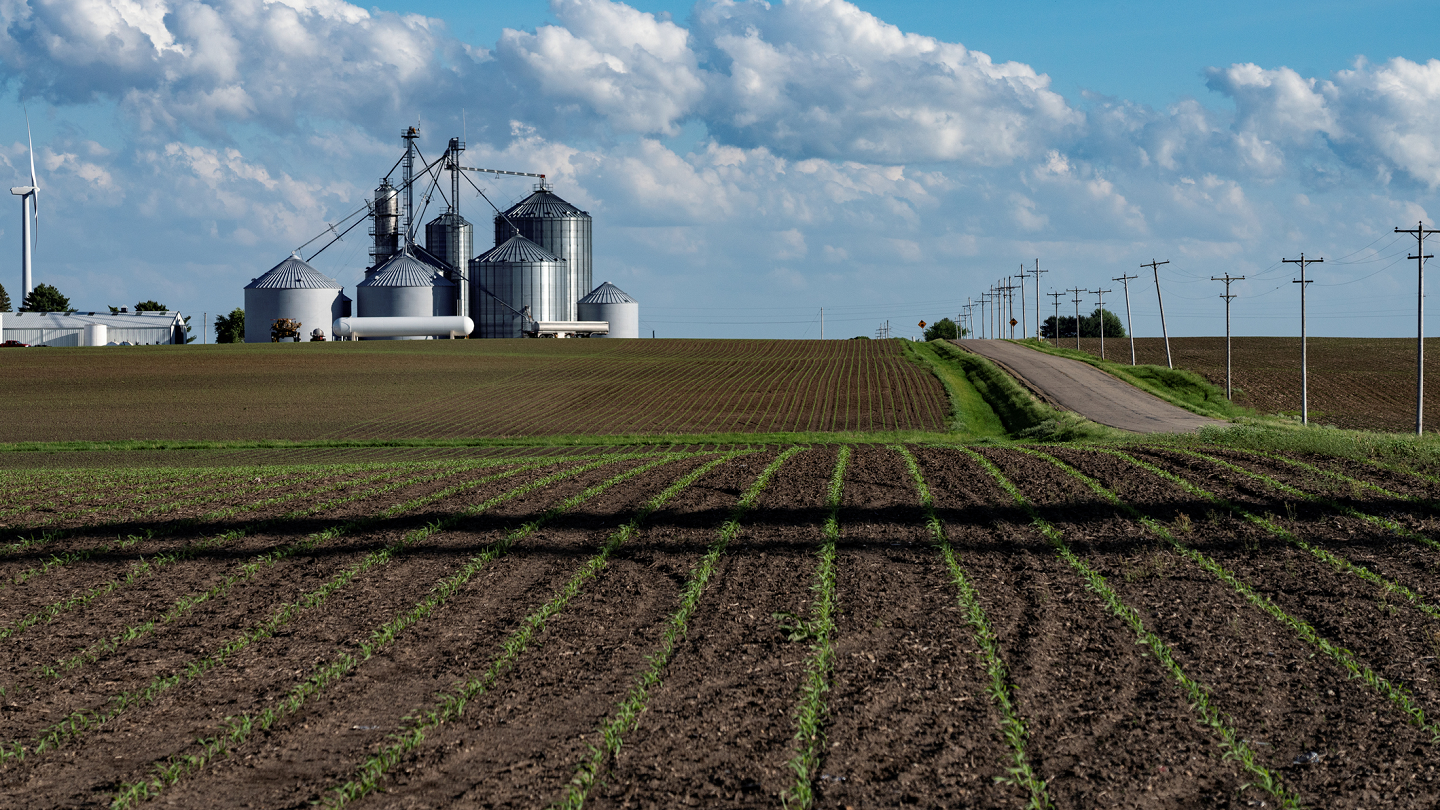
[1062,336,1440,432]
[0,339,945,443]
[2,444,1439,808]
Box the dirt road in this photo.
[955,340,1222,434]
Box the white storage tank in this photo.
[356,252,456,339]
[577,281,639,339]
[243,255,346,343]
[83,323,107,347]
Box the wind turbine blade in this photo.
[25,108,36,189]
[24,107,37,249]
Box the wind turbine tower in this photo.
[9,114,38,297]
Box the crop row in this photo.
[2,444,1436,808]
[325,340,946,440]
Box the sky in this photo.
[2,0,1440,341]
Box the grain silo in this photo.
[577,282,639,338]
[495,184,590,322]
[370,179,400,271]
[471,234,566,338]
[356,252,456,339]
[243,255,346,343]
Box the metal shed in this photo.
[2,310,188,346]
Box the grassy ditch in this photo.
[909,340,1120,443]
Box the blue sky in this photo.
[2,0,1440,340]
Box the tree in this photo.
[20,283,70,313]
[0,282,10,313]
[134,300,167,311]
[923,317,963,341]
[1079,308,1126,338]
[1041,315,1077,339]
[215,308,245,343]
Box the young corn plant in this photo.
[113,450,723,810]
[1173,448,1440,556]
[892,445,1052,810]
[1098,448,1440,623]
[28,461,528,682]
[954,445,1301,808]
[1018,447,1440,745]
[0,455,634,765]
[0,462,484,651]
[549,446,806,810]
[781,445,850,809]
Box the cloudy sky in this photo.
[2,0,1439,340]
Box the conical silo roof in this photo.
[578,281,637,304]
[359,253,455,288]
[245,255,340,289]
[500,188,589,219]
[475,234,564,264]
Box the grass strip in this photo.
[28,462,531,680]
[956,446,1300,807]
[0,454,635,763]
[1018,447,1440,744]
[1179,448,1440,556]
[1103,448,1440,622]
[549,446,806,810]
[113,450,720,809]
[781,446,850,809]
[892,445,1052,809]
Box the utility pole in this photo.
[1211,274,1244,400]
[978,293,988,339]
[999,279,1019,339]
[1017,264,1029,341]
[1069,287,1085,351]
[1048,291,1064,346]
[1283,254,1322,426]
[1113,273,1138,365]
[1142,259,1172,368]
[1033,259,1046,341]
[1396,221,1439,435]
[203,312,207,344]
[1092,288,1112,360]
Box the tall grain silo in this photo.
[370,179,400,271]
[357,252,456,339]
[577,282,639,338]
[243,255,346,343]
[425,213,471,317]
[471,234,566,338]
[495,184,590,322]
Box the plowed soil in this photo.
[1068,335,1440,432]
[0,339,947,443]
[4,444,1440,808]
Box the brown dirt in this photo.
[0,339,946,443]
[1067,335,1440,432]
[4,445,1440,808]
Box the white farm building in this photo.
[1,310,189,346]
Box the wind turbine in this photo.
[9,110,38,298]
